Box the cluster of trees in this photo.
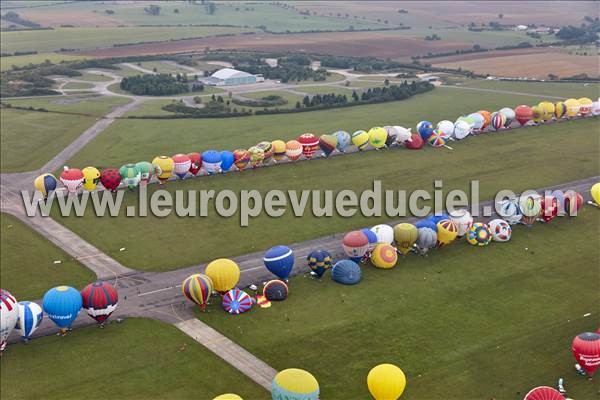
[555,21,599,43]
[1,11,42,29]
[232,95,287,107]
[144,5,161,15]
[157,100,251,118]
[120,74,189,96]
[355,81,433,103]
[424,34,441,41]
[237,63,328,83]
[300,93,348,108]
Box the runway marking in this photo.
[138,284,181,297]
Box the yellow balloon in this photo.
[554,101,567,119]
[205,258,240,293]
[578,97,592,115]
[564,98,580,117]
[82,166,101,191]
[371,244,398,269]
[367,363,406,400]
[530,105,542,123]
[272,368,319,399]
[538,101,555,121]
[591,183,600,206]
[271,139,287,161]
[436,219,458,247]
[152,156,174,182]
[368,127,388,149]
[213,395,243,400]
[352,130,370,150]
[33,173,56,197]
[393,223,418,256]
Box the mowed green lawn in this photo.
[198,211,599,399]
[0,52,88,71]
[0,318,267,400]
[456,81,600,100]
[0,213,94,300]
[51,118,599,271]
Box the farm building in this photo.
[201,68,263,86]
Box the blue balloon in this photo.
[417,121,434,140]
[415,219,437,232]
[16,301,43,340]
[331,260,362,285]
[202,150,221,164]
[220,150,235,172]
[334,130,351,152]
[42,286,82,329]
[361,228,378,251]
[307,249,332,278]
[263,245,294,280]
[428,213,449,225]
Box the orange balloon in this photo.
[477,110,491,130]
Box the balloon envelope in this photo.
[416,227,437,254]
[205,259,240,294]
[202,150,222,174]
[233,149,250,171]
[271,140,287,161]
[370,224,394,244]
[488,219,512,242]
[100,168,121,192]
[449,209,473,237]
[393,223,417,255]
[263,245,294,280]
[351,130,369,150]
[172,153,191,179]
[16,301,43,340]
[361,228,379,251]
[220,151,235,172]
[515,105,533,126]
[368,127,388,149]
[371,244,398,269]
[436,219,458,247]
[222,289,252,314]
[152,156,174,182]
[1,289,18,350]
[285,140,303,161]
[523,386,564,400]
[332,260,362,285]
[453,120,471,140]
[187,152,202,175]
[272,368,319,400]
[334,130,351,152]
[592,183,600,205]
[404,133,424,149]
[307,250,332,278]
[297,133,319,159]
[34,173,58,196]
[81,281,118,323]
[263,280,288,301]
[318,134,337,157]
[182,274,213,309]
[42,286,82,329]
[60,167,84,194]
[136,161,154,184]
[119,163,141,189]
[466,222,492,246]
[82,167,100,191]
[572,332,600,376]
[367,363,406,400]
[342,231,369,261]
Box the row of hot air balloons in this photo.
[0,282,118,349]
[34,96,598,196]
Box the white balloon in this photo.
[437,120,455,138]
[449,209,473,237]
[468,113,485,130]
[0,290,19,350]
[499,107,516,127]
[370,224,394,244]
[453,120,471,140]
[498,199,523,225]
[488,218,512,242]
[16,301,43,340]
[591,101,600,116]
[393,126,412,144]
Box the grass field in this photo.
[138,61,195,75]
[0,318,267,400]
[77,71,113,82]
[456,80,600,99]
[0,52,88,71]
[298,85,355,96]
[62,81,95,90]
[0,213,95,300]
[198,210,599,399]
[123,99,180,117]
[52,117,599,271]
[240,90,304,109]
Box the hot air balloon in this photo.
[34,173,57,197]
[319,134,337,157]
[119,163,141,190]
[306,249,332,278]
[16,301,43,341]
[427,129,448,148]
[351,130,370,151]
[530,105,542,123]
[572,332,600,376]
[220,150,235,173]
[515,105,533,126]
[334,130,351,152]
[248,146,265,169]
[371,224,394,244]
[257,141,273,165]
[0,289,18,351]
[202,150,222,174]
[222,288,252,314]
[404,133,424,149]
[415,218,437,231]
[592,183,600,206]
[263,245,294,281]
[60,166,84,195]
[393,126,412,144]
[233,149,250,171]
[205,258,240,295]
[371,244,398,269]
[100,168,121,192]
[478,110,491,130]
[82,167,100,191]
[263,280,288,301]
[171,153,191,180]
[285,140,303,161]
[393,223,417,256]
[523,386,563,400]
[592,100,600,116]
[538,101,555,121]
[81,281,118,324]
[554,102,567,119]
[361,228,378,251]
[490,111,506,131]
[383,126,399,147]
[416,121,433,140]
[152,156,174,184]
[519,195,541,227]
[331,259,362,285]
[42,286,82,332]
[188,152,202,176]
[466,222,492,246]
[271,140,287,162]
[213,394,243,400]
[342,230,369,261]
[449,209,473,237]
[297,133,319,159]
[488,219,512,242]
[436,219,458,247]
[272,368,319,400]
[136,161,154,185]
[428,213,450,225]
[453,120,471,140]
[436,120,454,138]
[498,198,523,225]
[468,113,485,131]
[540,196,558,223]
[578,97,593,116]
[499,107,515,127]
[564,191,583,216]
[368,127,388,149]
[182,274,213,311]
[416,227,437,255]
[564,98,580,118]
[367,363,406,400]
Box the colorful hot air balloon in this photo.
[404,133,424,149]
[0,289,18,351]
[60,166,84,195]
[592,183,600,206]
[488,219,512,242]
[205,259,240,295]
[490,111,506,131]
[257,141,274,164]
[368,127,388,149]
[361,228,378,251]
[428,213,449,226]
[436,120,454,138]
[81,281,118,324]
[34,173,57,197]
[263,245,294,281]
[453,120,471,140]
[371,224,395,244]
[392,126,412,144]
[182,274,213,311]
[285,140,303,161]
[523,386,563,400]
[531,105,542,124]
[564,191,583,216]
[263,280,288,301]
[449,209,473,237]
[16,301,43,341]
[564,98,580,118]
[82,167,101,191]
[499,107,515,127]
[248,146,265,169]
[515,105,533,126]
[540,196,558,223]
[152,156,174,184]
[367,363,406,400]
[427,129,447,148]
[393,223,417,256]
[220,150,235,173]
[188,152,202,176]
[99,168,121,192]
[351,130,370,150]
[416,121,433,140]
[572,332,600,376]
[42,286,82,331]
[498,198,523,225]
[202,150,222,174]
[342,231,369,261]
[135,161,154,185]
[538,101,555,121]
[554,101,567,119]
[331,260,362,285]
[233,149,250,171]
[578,97,593,116]
[468,113,485,131]
[272,369,319,400]
[307,249,332,278]
[172,153,191,180]
[436,219,458,247]
[222,289,252,314]
[297,133,319,159]
[271,140,287,162]
[319,134,337,157]
[213,394,243,400]
[466,222,492,246]
[478,110,491,130]
[519,195,541,227]
[119,163,141,190]
[416,227,437,255]
[334,130,351,152]
[370,244,398,269]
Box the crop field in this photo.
[199,210,599,399]
[0,318,267,400]
[0,52,88,71]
